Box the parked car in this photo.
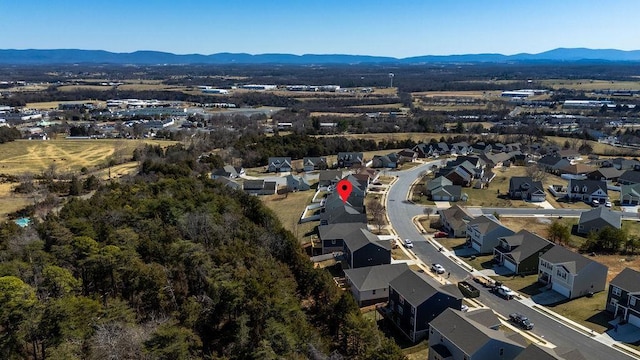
[592,199,600,207]
[493,285,516,300]
[403,238,414,249]
[460,304,469,312]
[605,200,612,207]
[434,231,448,238]
[431,263,446,274]
[509,312,534,330]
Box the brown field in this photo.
[0,183,31,220]
[261,189,318,244]
[538,79,640,91]
[0,139,176,176]
[411,91,501,98]
[350,103,404,109]
[309,112,363,117]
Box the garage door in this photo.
[552,282,571,298]
[629,314,640,328]
[504,259,517,273]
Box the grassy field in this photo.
[547,291,611,333]
[0,183,31,220]
[0,139,175,176]
[260,189,318,244]
[538,79,640,91]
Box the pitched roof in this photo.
[509,177,544,193]
[318,222,368,240]
[243,179,265,189]
[464,308,501,329]
[499,230,554,263]
[440,205,474,229]
[318,169,344,182]
[590,167,624,179]
[568,179,608,194]
[430,308,524,356]
[621,183,640,199]
[389,270,462,307]
[538,155,563,167]
[539,245,605,275]
[467,214,507,235]
[619,170,640,184]
[610,267,640,293]
[578,207,622,229]
[427,176,453,191]
[343,228,390,252]
[514,343,562,360]
[559,163,596,175]
[431,185,462,198]
[344,263,410,291]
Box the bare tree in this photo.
[525,164,547,182]
[367,200,386,233]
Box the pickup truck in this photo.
[492,285,516,300]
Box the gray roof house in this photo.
[343,228,391,269]
[577,206,622,235]
[606,268,640,328]
[427,176,453,193]
[621,183,640,205]
[267,157,292,173]
[213,176,242,190]
[243,179,277,195]
[587,167,624,183]
[538,245,608,299]
[537,155,570,174]
[337,152,364,168]
[285,174,311,192]
[566,179,608,203]
[467,215,515,254]
[493,230,555,275]
[508,177,546,202]
[440,205,475,237]
[371,153,399,168]
[431,185,465,202]
[514,343,586,360]
[344,263,409,306]
[210,164,244,179]
[388,270,463,342]
[428,308,526,360]
[318,222,368,254]
[618,170,640,185]
[302,157,328,171]
[318,169,344,187]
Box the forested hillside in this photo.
[0,153,404,359]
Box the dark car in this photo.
[509,312,534,330]
[434,231,448,238]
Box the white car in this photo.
[431,263,445,274]
[493,285,516,299]
[403,239,414,249]
[605,201,612,207]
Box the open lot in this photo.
[538,79,640,91]
[261,189,318,245]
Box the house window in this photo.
[397,306,403,315]
[411,306,415,314]
[372,289,376,295]
[610,298,618,306]
[410,316,415,325]
[631,297,637,306]
[399,295,405,305]
[612,286,622,296]
[331,239,336,245]
[500,348,504,356]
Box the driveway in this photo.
[531,289,568,305]
[536,200,555,209]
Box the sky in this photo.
[2,0,640,58]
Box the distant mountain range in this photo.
[1,48,640,65]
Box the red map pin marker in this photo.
[336,179,353,203]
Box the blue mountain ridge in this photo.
[1,48,640,64]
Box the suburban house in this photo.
[372,153,399,168]
[537,155,570,174]
[318,222,368,254]
[412,143,431,158]
[478,151,512,169]
[343,228,391,268]
[242,180,277,195]
[441,162,476,187]
[467,215,515,254]
[320,202,367,226]
[508,177,546,202]
[267,157,292,173]
[427,176,453,194]
[566,179,609,204]
[302,156,328,171]
[318,169,344,187]
[213,176,242,190]
[606,267,640,327]
[611,158,640,170]
[450,142,472,156]
[388,270,463,342]
[428,308,526,360]
[493,230,555,274]
[285,174,311,192]
[587,167,624,183]
[440,205,475,237]
[431,185,465,202]
[514,344,586,360]
[337,152,364,168]
[210,164,244,179]
[576,206,622,235]
[621,183,640,205]
[398,148,418,162]
[558,163,596,177]
[343,263,409,306]
[538,245,608,299]
[618,170,640,185]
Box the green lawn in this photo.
[547,291,612,333]
[461,254,495,271]
[432,237,467,251]
[489,274,544,296]
[261,189,317,244]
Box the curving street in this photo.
[385,161,636,360]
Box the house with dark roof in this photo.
[612,158,640,170]
[450,142,472,156]
[606,268,640,328]
[318,170,345,187]
[467,215,515,254]
[285,174,311,192]
[412,143,431,158]
[398,148,418,162]
[618,169,640,185]
[388,270,463,342]
[267,157,292,173]
[427,176,453,194]
[621,183,640,205]
[320,202,367,226]
[302,156,328,171]
[493,230,554,274]
[566,179,608,204]
[337,152,364,168]
[210,164,244,179]
[538,245,608,299]
[371,153,399,168]
[428,308,526,360]
[318,222,368,254]
[537,155,570,174]
[441,162,476,187]
[343,228,391,268]
[431,185,465,202]
[577,206,621,235]
[440,205,475,237]
[508,177,546,202]
[242,179,277,195]
[587,167,624,183]
[344,263,409,306]
[213,176,242,190]
[558,163,596,177]
[514,343,586,360]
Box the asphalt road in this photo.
[385,161,635,360]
